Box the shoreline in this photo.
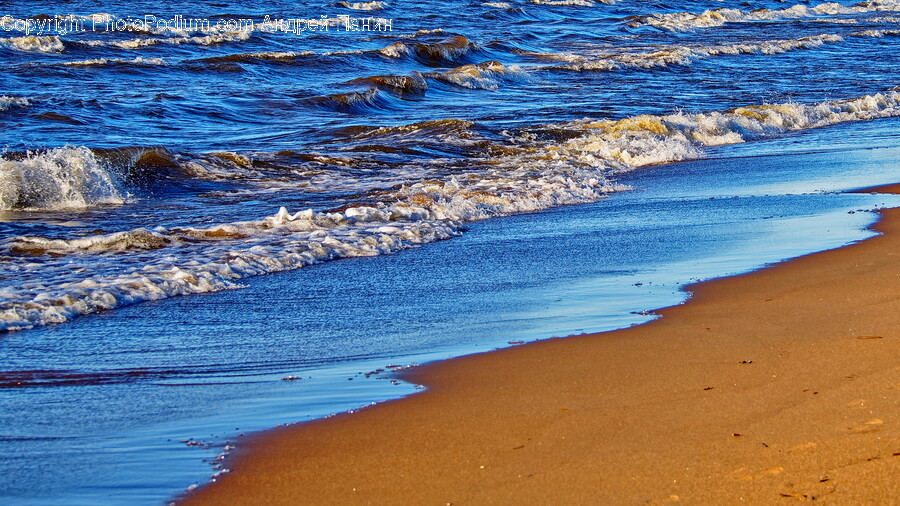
[182,185,900,504]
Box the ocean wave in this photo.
[530,0,599,6]
[546,92,900,165]
[4,91,900,331]
[347,72,429,94]
[8,228,174,255]
[338,63,519,98]
[0,147,124,211]
[61,57,165,67]
[805,17,859,24]
[850,28,900,37]
[0,35,64,52]
[178,151,263,180]
[634,1,900,32]
[338,1,387,10]
[195,51,314,65]
[106,30,252,49]
[306,87,402,113]
[378,35,476,64]
[549,33,847,71]
[0,95,29,111]
[425,60,525,90]
[340,118,477,142]
[0,212,463,331]
[91,146,265,183]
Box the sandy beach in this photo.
[6,1,900,503]
[180,185,900,505]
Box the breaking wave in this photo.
[337,1,387,10]
[634,1,900,32]
[103,30,252,49]
[195,51,314,65]
[0,95,29,111]
[543,32,879,72]
[531,0,598,6]
[347,72,429,94]
[426,60,524,90]
[378,35,478,64]
[3,91,900,331]
[306,87,403,113]
[0,147,125,211]
[0,35,64,52]
[61,57,165,67]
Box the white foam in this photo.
[0,35,64,52]
[639,1,900,32]
[0,96,29,111]
[338,1,387,10]
[0,214,462,331]
[108,30,252,49]
[554,92,900,163]
[554,33,848,71]
[427,61,525,90]
[850,28,900,37]
[0,147,124,210]
[237,51,314,59]
[377,41,408,58]
[4,92,900,331]
[530,0,598,6]
[61,57,165,67]
[8,228,173,255]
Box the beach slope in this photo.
[183,187,900,505]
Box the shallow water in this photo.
[1,0,900,504]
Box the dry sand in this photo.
[183,186,900,505]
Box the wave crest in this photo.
[0,147,125,211]
[4,92,900,330]
[0,35,64,52]
[0,95,29,111]
[635,1,900,32]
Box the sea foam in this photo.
[636,1,900,32]
[3,92,900,331]
[0,95,29,111]
[0,147,124,211]
[0,35,64,52]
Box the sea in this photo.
[1,0,899,504]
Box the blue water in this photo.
[2,0,900,504]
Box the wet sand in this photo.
[183,186,900,505]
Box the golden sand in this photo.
[183,186,900,505]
